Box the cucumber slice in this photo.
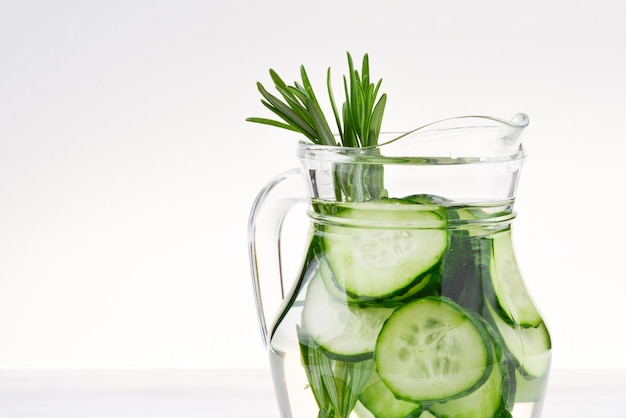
[486,302,551,379]
[428,339,510,418]
[440,232,491,316]
[353,401,377,418]
[321,258,437,308]
[371,271,439,307]
[375,296,493,403]
[487,230,542,327]
[318,256,361,304]
[359,369,423,418]
[323,199,448,300]
[512,368,549,403]
[302,267,395,360]
[403,194,452,206]
[403,194,451,220]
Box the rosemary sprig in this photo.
[297,326,373,418]
[247,52,387,149]
[247,52,388,202]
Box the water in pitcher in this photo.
[266,199,550,418]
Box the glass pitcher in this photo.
[248,114,551,418]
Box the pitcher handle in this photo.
[247,168,307,348]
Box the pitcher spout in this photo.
[379,113,529,164]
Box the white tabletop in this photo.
[0,368,623,417]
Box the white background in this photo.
[0,0,624,371]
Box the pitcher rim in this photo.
[296,113,528,165]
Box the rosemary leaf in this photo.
[300,65,321,106]
[256,83,318,139]
[327,67,344,145]
[245,117,301,132]
[317,349,341,413]
[369,94,387,143]
[361,53,370,87]
[297,327,329,411]
[273,85,315,125]
[305,97,336,146]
